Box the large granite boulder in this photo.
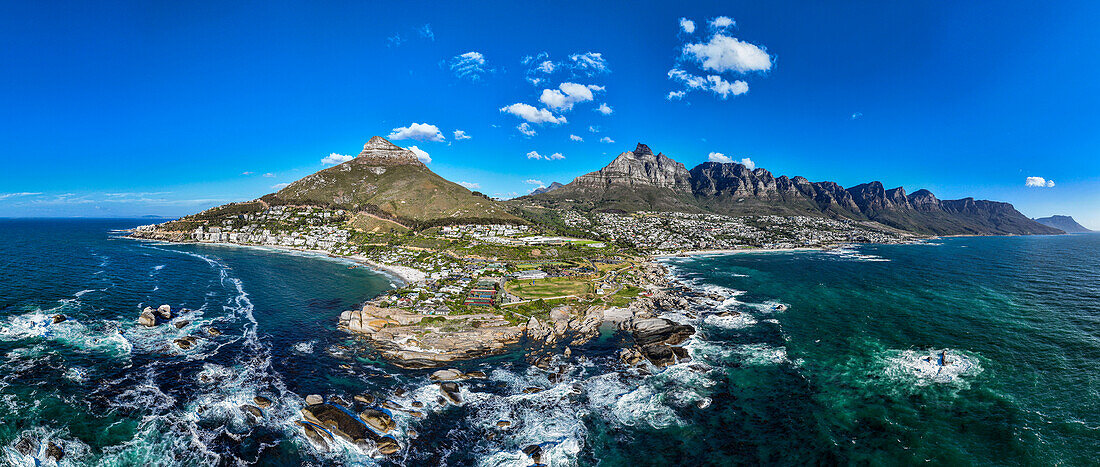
[301,403,400,454]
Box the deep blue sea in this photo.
[1,219,1098,465]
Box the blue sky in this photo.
[2,1,1098,228]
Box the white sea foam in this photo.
[703,313,757,329]
[293,340,316,354]
[882,349,982,387]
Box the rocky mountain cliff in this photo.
[1034,215,1092,233]
[521,143,1062,236]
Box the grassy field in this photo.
[505,276,593,299]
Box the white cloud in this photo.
[386,34,403,47]
[537,60,556,73]
[524,179,545,186]
[458,181,480,189]
[708,152,733,163]
[453,129,471,140]
[406,146,431,164]
[388,122,445,141]
[241,171,254,175]
[588,125,599,133]
[600,137,614,143]
[525,151,564,161]
[0,192,42,200]
[419,24,434,41]
[669,69,748,99]
[263,173,275,178]
[851,112,863,120]
[321,153,354,165]
[679,17,696,34]
[1025,176,1055,188]
[710,16,735,30]
[569,134,584,142]
[706,75,749,99]
[596,103,613,115]
[450,51,491,81]
[708,152,755,169]
[539,82,604,111]
[683,34,771,73]
[271,183,290,190]
[517,122,537,136]
[500,103,567,124]
[568,52,610,76]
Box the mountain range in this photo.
[157,138,1063,237]
[518,143,1062,236]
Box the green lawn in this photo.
[505,277,592,299]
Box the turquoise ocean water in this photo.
[1,219,1097,465]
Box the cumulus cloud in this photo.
[708,152,733,163]
[708,152,755,168]
[388,122,445,142]
[271,183,290,190]
[517,122,537,137]
[241,171,255,175]
[450,51,491,81]
[568,52,610,76]
[667,18,771,101]
[680,17,696,34]
[500,103,567,124]
[537,61,556,73]
[600,137,614,143]
[683,34,771,73]
[458,181,480,189]
[263,173,275,178]
[596,103,613,115]
[569,134,584,142]
[706,75,749,98]
[588,125,599,133]
[1025,176,1055,188]
[453,129,471,140]
[539,82,604,111]
[406,146,431,164]
[321,153,354,165]
[524,179,545,186]
[525,151,564,161]
[709,16,735,31]
[669,69,748,99]
[851,112,863,120]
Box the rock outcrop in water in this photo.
[339,305,524,369]
[300,402,400,455]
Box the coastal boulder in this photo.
[301,403,400,454]
[138,307,158,327]
[359,408,396,433]
[305,394,323,405]
[439,382,462,405]
[629,318,695,368]
[157,304,173,320]
[430,368,465,381]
